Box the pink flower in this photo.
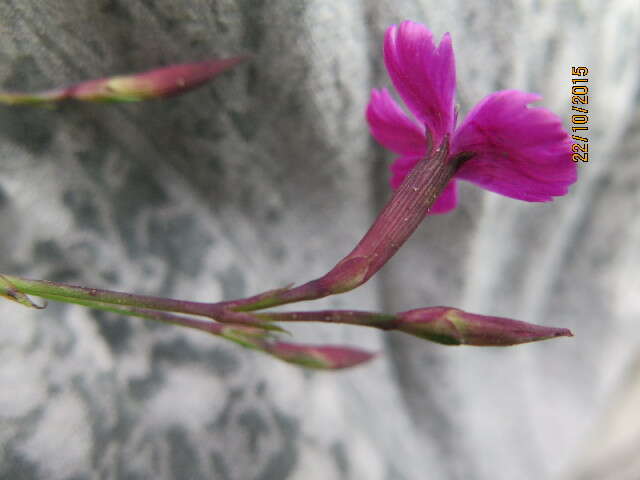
[367,21,577,214]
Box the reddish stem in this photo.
[223,138,471,311]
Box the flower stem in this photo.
[255,307,573,346]
[0,274,278,324]
[28,290,374,369]
[0,140,469,324]
[0,274,217,313]
[255,310,398,329]
[223,138,471,311]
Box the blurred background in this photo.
[1,1,639,479]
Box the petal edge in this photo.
[383,21,456,144]
[366,88,427,156]
[453,90,576,202]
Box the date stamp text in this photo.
[571,66,589,162]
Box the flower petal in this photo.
[384,21,456,144]
[366,88,427,156]
[452,90,576,201]
[429,180,458,214]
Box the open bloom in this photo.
[367,21,576,214]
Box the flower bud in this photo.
[217,325,270,350]
[396,307,572,346]
[267,342,376,369]
[70,57,247,102]
[0,57,247,105]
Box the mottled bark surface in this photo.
[1,1,638,479]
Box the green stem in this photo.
[0,274,231,319]
[35,291,284,352]
[37,291,222,334]
[0,141,466,317]
[15,287,374,369]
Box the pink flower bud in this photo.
[0,57,247,105]
[70,57,247,101]
[267,342,376,369]
[396,307,573,346]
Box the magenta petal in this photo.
[366,88,427,156]
[383,21,456,144]
[429,180,458,214]
[453,90,576,202]
[390,155,422,189]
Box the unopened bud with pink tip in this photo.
[0,57,247,105]
[396,307,573,346]
[266,342,376,369]
[217,324,376,370]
